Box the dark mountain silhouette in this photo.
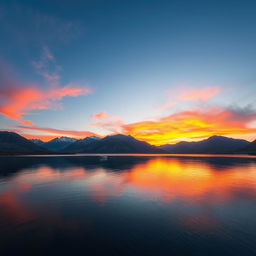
[159,136,249,154]
[0,132,253,155]
[30,139,44,145]
[79,134,163,153]
[0,131,48,154]
[41,136,77,152]
[239,139,256,154]
[62,136,101,153]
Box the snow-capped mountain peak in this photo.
[56,136,77,143]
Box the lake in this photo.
[0,154,256,256]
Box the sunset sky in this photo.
[1,0,256,145]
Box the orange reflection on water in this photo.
[1,156,256,234]
[127,158,256,202]
[1,157,256,207]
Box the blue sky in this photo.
[0,0,256,144]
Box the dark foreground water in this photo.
[1,154,256,256]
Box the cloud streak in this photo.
[158,86,221,111]
[90,111,124,134]
[0,84,90,125]
[32,46,61,86]
[15,126,98,140]
[178,86,221,101]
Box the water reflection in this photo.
[128,158,256,201]
[1,156,256,203]
[1,155,256,255]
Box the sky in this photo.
[0,0,256,145]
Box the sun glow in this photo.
[124,108,256,145]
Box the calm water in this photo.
[1,155,256,256]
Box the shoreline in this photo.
[0,153,256,158]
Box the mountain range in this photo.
[0,131,255,154]
[40,136,77,152]
[61,136,101,153]
[76,134,164,153]
[159,136,250,154]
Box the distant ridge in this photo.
[0,131,48,154]
[30,139,44,145]
[239,139,256,154]
[159,136,250,154]
[62,136,101,153]
[41,136,77,152]
[79,134,164,153]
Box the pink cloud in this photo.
[178,86,221,101]
[90,111,124,133]
[0,49,92,125]
[15,126,99,139]
[158,86,221,112]
[156,101,177,112]
[0,83,91,125]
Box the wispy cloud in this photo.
[90,111,124,134]
[157,86,221,111]
[177,86,221,101]
[32,46,61,86]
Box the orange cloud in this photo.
[0,50,91,125]
[90,111,109,119]
[90,111,123,121]
[0,85,90,125]
[123,107,256,145]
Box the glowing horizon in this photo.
[1,85,256,145]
